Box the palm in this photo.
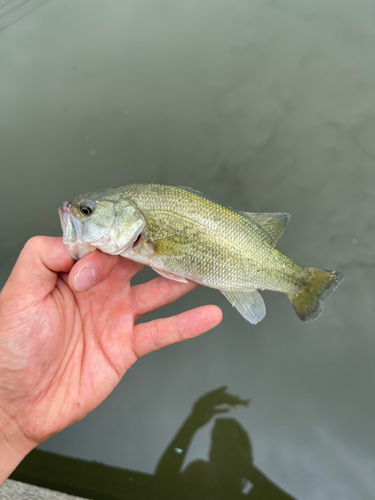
[0,238,221,446]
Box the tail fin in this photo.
[288,268,344,322]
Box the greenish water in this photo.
[1,1,375,499]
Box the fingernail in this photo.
[74,267,97,292]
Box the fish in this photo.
[58,183,344,324]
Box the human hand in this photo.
[0,236,222,483]
[189,386,250,428]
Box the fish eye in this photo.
[79,201,95,217]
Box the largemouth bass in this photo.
[58,184,343,324]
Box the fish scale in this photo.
[121,184,303,292]
[58,183,344,324]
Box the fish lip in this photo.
[58,201,91,260]
[58,202,68,211]
[58,202,69,235]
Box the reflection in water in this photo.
[154,387,297,499]
[11,388,298,499]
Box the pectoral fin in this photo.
[150,235,191,257]
[151,267,189,283]
[221,289,266,324]
[240,212,291,244]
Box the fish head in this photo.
[58,192,145,260]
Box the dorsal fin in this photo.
[240,212,291,243]
[178,186,221,204]
[179,187,291,244]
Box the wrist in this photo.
[0,408,36,485]
[186,411,211,429]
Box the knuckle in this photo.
[161,279,176,303]
[149,321,164,351]
[130,290,144,318]
[24,236,47,254]
[175,314,185,340]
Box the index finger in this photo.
[131,276,198,320]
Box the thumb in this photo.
[2,236,74,301]
[67,250,121,293]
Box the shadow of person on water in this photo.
[154,386,297,500]
[10,387,299,499]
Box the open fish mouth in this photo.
[58,202,96,260]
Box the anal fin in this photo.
[151,267,189,283]
[221,289,266,325]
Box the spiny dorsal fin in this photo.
[178,186,221,204]
[240,212,291,243]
